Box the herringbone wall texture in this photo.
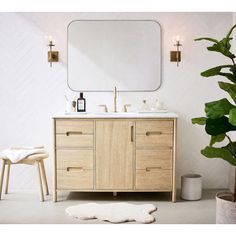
[0,12,233,191]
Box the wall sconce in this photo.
[170,35,182,66]
[46,36,59,67]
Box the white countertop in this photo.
[52,111,178,119]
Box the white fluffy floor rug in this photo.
[65,202,157,223]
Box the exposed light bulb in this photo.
[175,35,180,42]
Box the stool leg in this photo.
[5,163,11,194]
[0,160,6,200]
[40,160,49,195]
[36,161,44,202]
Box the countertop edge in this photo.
[51,112,178,119]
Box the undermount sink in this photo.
[92,112,137,115]
[64,111,168,116]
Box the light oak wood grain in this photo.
[4,163,10,194]
[0,155,49,202]
[53,117,177,202]
[53,119,57,202]
[95,120,134,190]
[0,160,6,200]
[36,161,44,202]
[40,160,49,195]
[56,120,94,134]
[136,149,172,170]
[136,120,173,134]
[56,134,94,148]
[57,149,93,170]
[172,118,177,202]
[135,169,172,190]
[57,169,93,190]
[136,134,173,148]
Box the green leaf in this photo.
[229,108,236,125]
[230,66,236,75]
[205,98,236,119]
[207,41,235,59]
[191,117,207,125]
[201,146,236,166]
[194,37,219,43]
[218,72,236,83]
[201,65,233,77]
[205,116,236,136]
[195,25,236,60]
[210,134,225,146]
[225,24,236,40]
[218,82,236,104]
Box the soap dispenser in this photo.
[77,92,86,112]
[140,100,150,111]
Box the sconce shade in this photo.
[170,51,181,62]
[48,51,59,62]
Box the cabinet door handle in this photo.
[131,125,134,142]
[66,167,84,172]
[145,131,162,136]
[66,131,83,136]
[146,167,162,172]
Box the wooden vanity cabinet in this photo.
[95,120,134,190]
[53,118,177,202]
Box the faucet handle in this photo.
[99,105,108,113]
[123,104,131,113]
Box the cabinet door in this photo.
[95,120,134,190]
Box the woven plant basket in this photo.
[216,191,236,224]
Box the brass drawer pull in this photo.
[66,131,83,136]
[131,126,134,142]
[146,167,162,172]
[145,131,162,136]
[66,167,84,172]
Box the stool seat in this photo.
[0,153,48,164]
[0,152,49,201]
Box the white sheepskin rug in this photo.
[65,202,157,223]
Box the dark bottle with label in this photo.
[77,92,86,112]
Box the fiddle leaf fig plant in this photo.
[192,24,236,201]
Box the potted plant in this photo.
[192,24,236,223]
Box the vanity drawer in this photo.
[136,120,173,135]
[136,149,172,170]
[57,169,93,190]
[135,169,172,190]
[56,134,94,148]
[136,134,173,148]
[57,149,93,170]
[56,120,94,134]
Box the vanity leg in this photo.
[172,190,176,203]
[5,163,11,194]
[0,160,6,200]
[113,192,117,197]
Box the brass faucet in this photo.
[113,86,117,112]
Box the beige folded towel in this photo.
[1,146,46,163]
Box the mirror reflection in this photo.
[68,20,161,92]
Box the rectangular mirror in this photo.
[67,20,162,92]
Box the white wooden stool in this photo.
[0,153,49,201]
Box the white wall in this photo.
[0,12,233,191]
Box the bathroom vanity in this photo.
[52,113,177,202]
